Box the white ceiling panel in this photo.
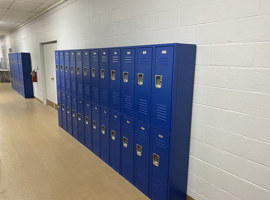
[0,0,13,9]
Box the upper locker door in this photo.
[90,50,99,104]
[135,47,153,123]
[60,51,65,92]
[70,51,76,97]
[76,50,83,100]
[55,51,61,92]
[121,48,135,117]
[109,48,121,111]
[99,49,109,107]
[83,50,91,102]
[151,46,174,131]
[65,51,71,95]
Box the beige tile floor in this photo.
[0,83,149,200]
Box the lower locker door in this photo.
[61,92,67,131]
[77,100,85,144]
[109,110,121,173]
[84,102,92,150]
[92,104,100,156]
[150,129,170,200]
[100,106,110,164]
[66,95,73,135]
[121,115,134,182]
[57,91,62,127]
[134,121,150,196]
[72,98,78,139]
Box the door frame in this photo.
[40,40,57,105]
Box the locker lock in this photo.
[111,130,116,140]
[93,120,96,129]
[92,68,95,77]
[123,137,128,148]
[136,144,142,156]
[65,65,68,72]
[70,66,74,73]
[78,113,81,121]
[137,73,144,85]
[100,69,105,79]
[153,153,160,167]
[111,70,115,80]
[85,116,88,124]
[67,107,70,114]
[60,65,63,71]
[101,125,105,134]
[76,67,80,75]
[155,75,162,88]
[123,72,128,83]
[72,110,75,117]
[62,104,65,111]
[83,67,87,76]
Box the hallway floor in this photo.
[0,83,148,200]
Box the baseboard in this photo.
[46,99,57,110]
[34,97,43,104]
[187,195,195,200]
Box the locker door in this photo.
[83,50,91,102]
[134,121,150,196]
[135,48,153,123]
[84,101,92,150]
[66,95,73,135]
[150,129,170,200]
[109,109,121,173]
[109,49,121,111]
[72,97,78,139]
[57,91,62,127]
[151,46,174,131]
[77,100,85,144]
[76,50,83,100]
[70,51,76,97]
[92,104,100,156]
[99,49,109,107]
[65,51,71,95]
[121,48,135,117]
[61,92,67,131]
[121,115,134,182]
[55,51,61,92]
[100,106,110,164]
[60,52,65,92]
[90,50,99,104]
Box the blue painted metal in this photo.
[76,50,83,100]
[65,51,71,95]
[57,91,62,127]
[61,92,67,131]
[99,49,110,107]
[72,97,78,140]
[60,51,65,92]
[70,51,76,97]
[83,50,91,103]
[92,103,100,156]
[90,49,99,104]
[84,101,92,150]
[66,94,73,135]
[100,106,110,164]
[77,99,85,144]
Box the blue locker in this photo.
[121,115,134,182]
[84,101,92,150]
[57,91,62,127]
[70,51,76,97]
[109,48,121,111]
[76,50,83,100]
[65,51,71,95]
[72,97,78,139]
[60,52,65,92]
[92,103,100,156]
[77,99,85,144]
[134,121,150,196]
[100,106,110,164]
[83,50,91,102]
[90,49,99,104]
[99,49,109,107]
[135,47,153,123]
[121,48,135,116]
[151,47,174,131]
[109,109,121,173]
[61,92,67,131]
[66,94,73,135]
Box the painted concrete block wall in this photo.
[1,0,270,199]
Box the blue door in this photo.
[92,103,100,156]
[76,50,83,100]
[121,48,135,117]
[61,92,67,131]
[151,46,174,131]
[57,91,62,127]
[70,51,76,97]
[100,106,110,164]
[109,109,121,173]
[134,120,150,196]
[65,51,71,95]
[109,48,121,111]
[83,50,91,102]
[84,101,92,150]
[55,51,61,92]
[77,100,85,144]
[135,47,152,124]
[60,51,65,92]
[72,97,78,139]
[90,50,99,104]
[99,49,109,107]
[121,115,134,182]
[66,94,73,135]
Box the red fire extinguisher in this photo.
[31,70,37,82]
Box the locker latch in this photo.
[67,107,70,114]
[56,65,58,70]
[85,116,88,124]
[136,144,142,156]
[76,67,80,75]
[100,69,105,79]
[83,67,87,76]
[72,110,75,117]
[123,72,128,83]
[92,68,95,77]
[111,130,116,140]
[101,125,105,134]
[60,65,63,71]
[93,120,96,129]
[62,104,64,111]
[155,75,162,88]
[111,70,116,80]
[138,73,144,85]
[153,153,160,167]
[123,137,128,148]
[65,65,68,72]
[78,113,81,121]
[70,66,74,73]
[57,103,60,108]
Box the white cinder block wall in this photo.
[1,0,270,199]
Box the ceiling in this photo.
[0,0,62,38]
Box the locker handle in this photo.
[85,116,88,124]
[78,113,81,121]
[155,75,162,88]
[123,72,128,83]
[111,130,116,140]
[67,107,70,114]
[72,110,75,117]
[92,68,95,77]
[57,103,60,108]
[138,73,144,85]
[111,70,115,80]
[100,69,105,79]
[70,66,74,74]
[123,137,128,148]
[62,104,64,111]
[136,144,142,156]
[93,120,96,129]
[56,65,58,70]
[101,125,105,134]
[76,67,80,75]
[60,65,63,71]
[153,153,160,167]
[65,65,68,72]
[83,67,87,76]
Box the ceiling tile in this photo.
[10,1,41,12]
[0,8,7,15]
[0,0,14,9]
[4,9,28,17]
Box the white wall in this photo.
[1,0,270,199]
